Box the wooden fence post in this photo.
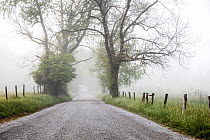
[23,84,25,97]
[15,85,18,97]
[208,96,210,112]
[125,92,126,97]
[128,92,131,99]
[133,92,135,100]
[123,91,124,97]
[142,92,145,102]
[164,94,168,107]
[5,86,8,100]
[182,94,187,114]
[146,93,148,104]
[151,93,155,104]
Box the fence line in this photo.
[120,91,210,114]
[0,84,43,100]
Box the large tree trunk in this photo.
[109,63,120,98]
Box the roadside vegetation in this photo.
[101,95,210,139]
[0,94,71,119]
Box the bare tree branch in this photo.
[71,57,93,66]
[61,28,105,37]
[124,0,158,35]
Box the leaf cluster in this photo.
[92,43,143,89]
[32,53,76,86]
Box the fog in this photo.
[132,0,210,96]
[69,47,100,95]
[0,0,209,96]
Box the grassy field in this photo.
[0,91,36,100]
[101,95,210,139]
[0,94,72,119]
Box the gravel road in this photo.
[0,95,192,140]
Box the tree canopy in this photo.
[86,0,189,97]
[91,42,143,93]
[32,53,76,96]
[0,0,190,97]
[0,0,92,95]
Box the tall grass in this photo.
[0,94,72,119]
[102,95,210,139]
[0,91,36,100]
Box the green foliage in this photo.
[0,94,72,119]
[0,0,91,53]
[90,45,111,91]
[32,53,76,95]
[91,44,143,91]
[1,0,51,22]
[102,95,210,139]
[119,62,143,87]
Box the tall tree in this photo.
[91,42,143,93]
[53,0,92,54]
[1,0,52,57]
[0,0,92,95]
[0,0,91,56]
[86,0,189,97]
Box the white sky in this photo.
[0,0,209,95]
[124,0,210,95]
[0,19,38,90]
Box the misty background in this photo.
[0,0,209,96]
